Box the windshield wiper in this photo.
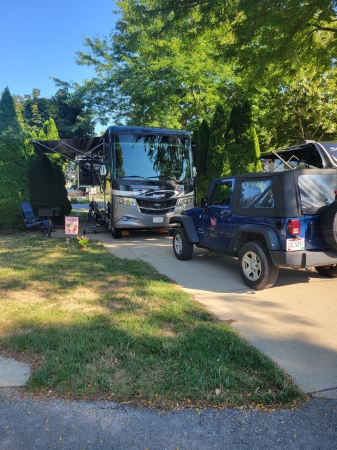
[145,176,180,181]
[118,175,145,179]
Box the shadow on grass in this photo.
[4,316,302,408]
[0,236,303,409]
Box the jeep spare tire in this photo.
[322,201,337,250]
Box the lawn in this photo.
[0,235,303,409]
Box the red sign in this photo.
[210,217,217,227]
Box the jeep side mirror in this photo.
[200,198,208,208]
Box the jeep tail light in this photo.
[288,219,300,236]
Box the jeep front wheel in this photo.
[173,228,194,260]
[315,264,337,278]
[238,241,279,290]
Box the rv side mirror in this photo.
[100,165,107,176]
[192,166,197,178]
[200,198,208,208]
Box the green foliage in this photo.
[207,104,230,181]
[27,154,71,216]
[196,119,210,177]
[0,88,23,136]
[27,118,71,216]
[226,101,262,175]
[73,2,235,130]
[254,69,337,149]
[15,87,95,139]
[42,117,59,140]
[0,87,30,230]
[51,84,96,138]
[194,119,210,200]
[232,0,337,84]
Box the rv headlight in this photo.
[177,195,194,206]
[116,196,137,207]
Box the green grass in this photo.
[0,235,303,409]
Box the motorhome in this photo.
[32,126,196,239]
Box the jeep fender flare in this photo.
[229,224,281,253]
[169,215,200,243]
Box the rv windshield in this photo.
[114,134,192,181]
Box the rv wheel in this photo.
[112,228,122,239]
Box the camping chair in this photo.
[20,202,48,236]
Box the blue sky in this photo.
[0,0,117,102]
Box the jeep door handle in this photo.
[220,210,230,216]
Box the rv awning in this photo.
[31,137,104,156]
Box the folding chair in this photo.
[20,202,48,236]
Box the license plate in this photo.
[286,238,305,251]
[153,217,164,223]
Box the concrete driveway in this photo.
[92,228,337,400]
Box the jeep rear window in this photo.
[237,180,272,208]
[298,174,337,213]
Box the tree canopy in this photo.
[68,0,337,151]
[15,86,96,139]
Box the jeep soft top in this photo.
[260,140,337,172]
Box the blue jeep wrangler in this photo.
[169,169,337,290]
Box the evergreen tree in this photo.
[195,119,210,200]
[207,104,230,182]
[0,87,30,229]
[196,119,210,177]
[42,117,59,139]
[27,117,71,216]
[226,101,262,175]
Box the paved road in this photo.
[0,388,336,450]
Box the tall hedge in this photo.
[226,100,262,175]
[28,117,71,216]
[207,104,230,181]
[195,119,211,200]
[27,153,71,216]
[0,87,30,230]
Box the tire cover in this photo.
[322,201,337,250]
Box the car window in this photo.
[255,188,274,208]
[298,174,337,213]
[210,182,232,206]
[237,180,272,208]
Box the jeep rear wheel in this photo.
[238,241,279,290]
[315,264,337,278]
[173,228,194,260]
[322,201,337,250]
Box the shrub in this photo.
[0,87,30,230]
